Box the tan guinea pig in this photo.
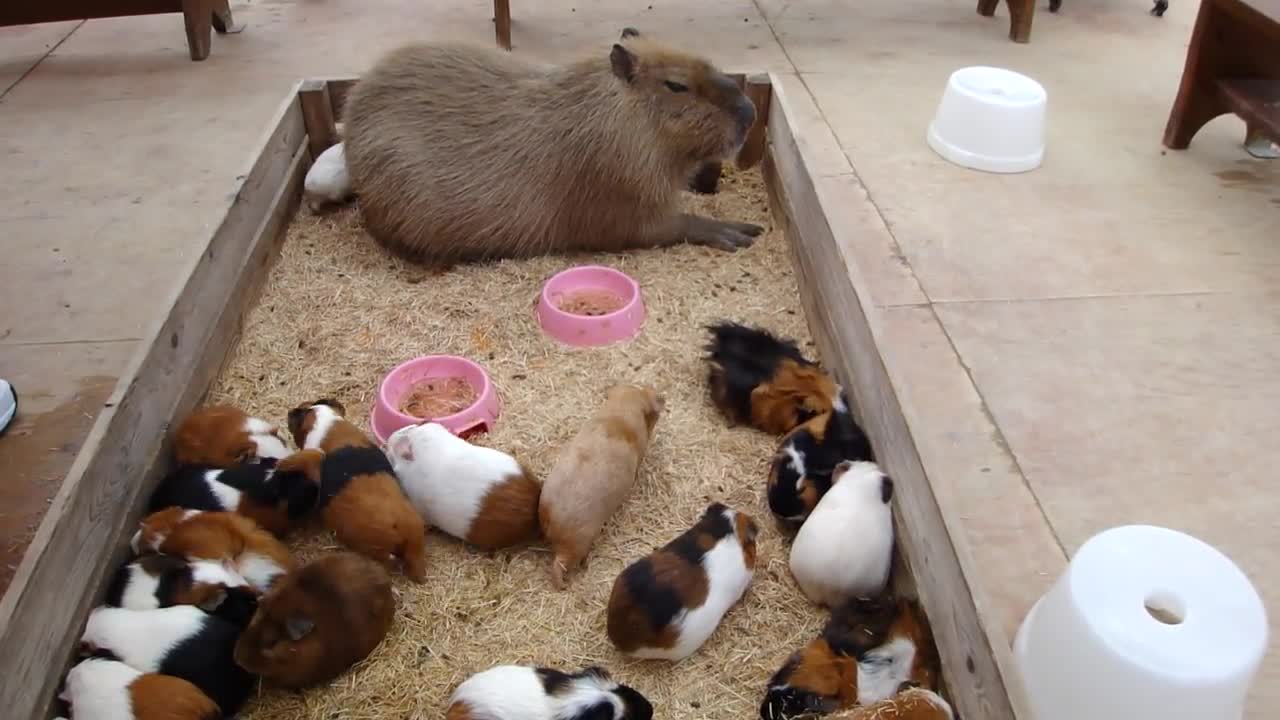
[234,552,395,688]
[538,383,664,588]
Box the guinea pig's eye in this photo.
[663,80,688,93]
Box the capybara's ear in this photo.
[610,44,637,83]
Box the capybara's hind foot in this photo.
[681,214,764,252]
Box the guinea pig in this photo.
[855,597,941,705]
[234,551,395,688]
[789,461,894,607]
[704,321,841,435]
[446,665,653,720]
[80,605,255,715]
[103,554,258,627]
[386,421,541,550]
[303,141,354,210]
[826,688,953,720]
[539,383,664,588]
[286,399,427,582]
[342,29,762,264]
[148,449,323,537]
[607,502,757,661]
[767,396,875,527]
[131,508,295,592]
[173,404,290,468]
[60,657,220,720]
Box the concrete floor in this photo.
[1,0,1276,715]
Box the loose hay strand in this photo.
[211,166,826,720]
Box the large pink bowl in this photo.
[371,355,499,444]
[535,265,645,346]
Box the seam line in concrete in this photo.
[930,290,1220,305]
[0,338,141,348]
[0,20,86,101]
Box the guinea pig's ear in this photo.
[286,405,311,439]
[610,43,637,83]
[315,397,347,416]
[285,614,315,642]
[196,588,228,613]
[389,432,414,462]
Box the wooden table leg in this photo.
[977,0,1000,17]
[212,0,246,35]
[1008,0,1036,42]
[494,0,512,51]
[181,0,213,61]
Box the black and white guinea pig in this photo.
[148,449,323,537]
[60,656,220,720]
[79,605,255,716]
[102,554,258,628]
[445,665,653,720]
[768,395,874,526]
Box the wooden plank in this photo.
[0,85,308,720]
[325,77,360,123]
[761,74,1028,720]
[0,0,181,26]
[299,78,339,159]
[736,73,772,170]
[494,0,512,50]
[1217,78,1280,140]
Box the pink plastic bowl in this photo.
[535,265,645,346]
[371,355,499,444]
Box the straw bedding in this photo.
[210,165,828,720]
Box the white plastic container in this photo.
[927,66,1047,173]
[1014,525,1268,720]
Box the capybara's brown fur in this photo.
[173,405,290,468]
[234,552,395,689]
[538,384,664,588]
[287,400,428,582]
[342,28,764,263]
[132,509,295,592]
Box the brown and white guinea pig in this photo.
[445,665,653,720]
[131,508,296,592]
[79,605,255,716]
[286,398,427,582]
[768,396,875,527]
[234,551,394,688]
[789,461,894,607]
[103,554,257,628]
[148,449,323,537]
[759,595,902,720]
[173,404,291,468]
[60,657,220,720]
[855,596,941,705]
[386,421,541,550]
[607,502,758,661]
[539,384,664,589]
[827,687,954,720]
[704,321,841,435]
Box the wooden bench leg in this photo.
[212,0,246,35]
[494,0,512,51]
[977,0,1000,17]
[1007,0,1035,42]
[182,0,213,61]
[1162,0,1227,149]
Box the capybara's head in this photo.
[609,28,756,164]
[234,552,393,688]
[605,383,665,432]
[130,507,199,554]
[286,399,346,448]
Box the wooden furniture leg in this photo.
[212,0,245,35]
[494,0,512,51]
[1162,0,1280,150]
[181,0,213,61]
[977,0,1037,43]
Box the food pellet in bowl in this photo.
[399,377,477,418]
[557,289,625,316]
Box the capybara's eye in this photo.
[663,80,688,93]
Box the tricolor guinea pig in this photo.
[131,508,295,592]
[286,399,427,582]
[60,657,220,720]
[386,422,541,550]
[789,461,894,607]
[103,554,257,627]
[234,551,395,688]
[173,404,291,468]
[539,384,663,588]
[704,321,840,435]
[445,665,653,720]
[826,688,953,720]
[79,605,255,716]
[855,597,941,705]
[606,502,758,661]
[148,449,323,537]
[768,395,874,527]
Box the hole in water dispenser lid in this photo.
[1144,592,1186,625]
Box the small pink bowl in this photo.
[371,355,499,444]
[535,265,646,346]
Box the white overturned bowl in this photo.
[927,66,1046,173]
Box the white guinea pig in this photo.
[386,422,541,550]
[789,460,894,607]
[446,665,653,720]
[303,142,353,209]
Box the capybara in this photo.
[286,399,428,582]
[538,384,664,588]
[234,552,395,688]
[342,28,764,263]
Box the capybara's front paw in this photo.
[690,219,764,252]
